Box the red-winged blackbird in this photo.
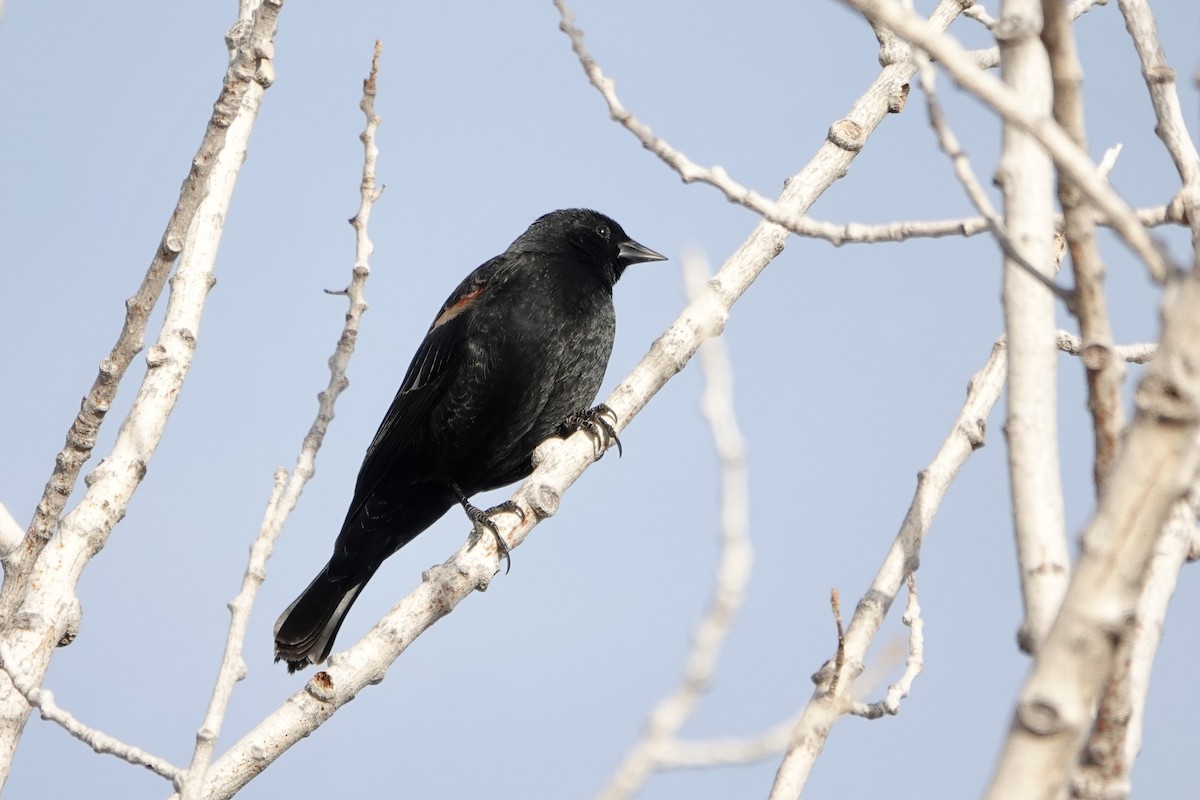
[274,209,665,671]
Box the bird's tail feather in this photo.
[273,564,376,673]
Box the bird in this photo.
[273,208,665,672]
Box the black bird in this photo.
[274,208,665,672]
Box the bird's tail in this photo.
[273,564,377,673]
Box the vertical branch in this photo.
[1042,0,1125,491]
[996,0,1069,655]
[176,41,382,800]
[596,251,751,800]
[985,270,1200,800]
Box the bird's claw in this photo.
[463,499,524,574]
[561,403,622,459]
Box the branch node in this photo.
[827,119,865,152]
[1017,696,1066,735]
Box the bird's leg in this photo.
[452,484,524,574]
[560,403,622,459]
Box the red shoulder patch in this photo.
[431,286,484,330]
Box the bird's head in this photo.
[520,208,666,284]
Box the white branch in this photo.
[596,251,750,800]
[1072,493,1198,799]
[0,504,21,562]
[553,0,951,248]
[177,41,381,800]
[915,48,1066,299]
[848,575,925,719]
[183,4,980,796]
[985,268,1200,799]
[768,337,1008,799]
[0,644,180,782]
[1117,0,1200,258]
[0,0,284,787]
[996,0,1069,655]
[841,0,1169,282]
[1056,332,1156,364]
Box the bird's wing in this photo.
[344,256,505,517]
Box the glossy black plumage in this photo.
[274,209,665,672]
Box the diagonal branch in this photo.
[185,4,976,797]
[0,645,180,782]
[768,336,1007,799]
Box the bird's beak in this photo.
[618,239,668,265]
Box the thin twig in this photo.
[768,337,1008,799]
[760,202,1180,246]
[849,575,925,719]
[1056,332,1156,364]
[968,0,1115,71]
[0,644,180,782]
[552,0,915,248]
[915,49,1070,301]
[1117,0,1200,258]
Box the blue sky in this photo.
[1,2,1197,798]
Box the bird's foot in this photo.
[561,403,622,459]
[456,491,524,574]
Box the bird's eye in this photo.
[595,224,610,240]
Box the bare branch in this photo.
[553,0,925,248]
[769,337,1008,799]
[994,0,1070,656]
[1117,0,1200,259]
[177,41,382,800]
[13,1,283,578]
[969,0,1115,71]
[776,202,1180,246]
[842,0,1170,283]
[915,49,1069,300]
[1044,0,1126,493]
[0,0,285,785]
[0,645,180,783]
[962,3,998,29]
[1072,493,1198,800]
[1056,332,1156,364]
[848,575,925,719]
[596,251,751,800]
[188,4,977,796]
[985,268,1200,800]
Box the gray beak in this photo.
[618,239,668,265]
